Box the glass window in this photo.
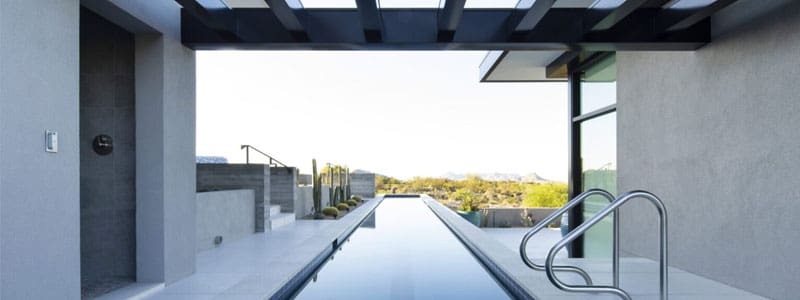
[580,55,616,114]
[580,112,616,258]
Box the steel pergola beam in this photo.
[504,0,556,38]
[264,0,310,42]
[592,0,666,31]
[355,0,383,43]
[663,0,738,31]
[437,0,467,42]
[175,0,242,42]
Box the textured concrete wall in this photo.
[482,208,559,228]
[270,167,297,213]
[197,164,270,232]
[298,174,312,185]
[196,190,255,252]
[351,173,376,198]
[616,2,800,298]
[0,1,81,298]
[79,7,137,284]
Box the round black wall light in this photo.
[92,134,113,156]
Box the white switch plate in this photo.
[45,130,58,153]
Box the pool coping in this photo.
[268,195,385,300]
[423,195,538,300]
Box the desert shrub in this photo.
[455,189,479,212]
[322,206,339,218]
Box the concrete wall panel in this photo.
[270,167,297,213]
[351,173,376,198]
[197,164,270,232]
[196,190,255,252]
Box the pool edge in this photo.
[423,195,538,300]
[268,195,385,300]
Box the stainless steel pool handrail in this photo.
[519,188,618,287]
[544,190,668,300]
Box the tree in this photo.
[523,183,568,208]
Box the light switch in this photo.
[45,130,58,153]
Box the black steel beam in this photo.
[264,0,310,42]
[175,0,242,42]
[355,0,382,42]
[592,0,664,31]
[514,0,556,31]
[179,7,713,50]
[566,68,583,258]
[437,0,467,42]
[663,0,738,31]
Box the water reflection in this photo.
[295,198,510,300]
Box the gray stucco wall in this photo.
[135,34,196,284]
[616,2,800,298]
[270,167,297,213]
[197,164,270,232]
[79,7,137,284]
[0,1,81,298]
[351,173,376,198]
[196,190,255,252]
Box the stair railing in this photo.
[519,188,618,286]
[544,190,668,300]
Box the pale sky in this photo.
[196,51,570,181]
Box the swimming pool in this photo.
[292,196,513,299]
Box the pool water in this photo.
[294,197,511,299]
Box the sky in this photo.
[196,51,569,181]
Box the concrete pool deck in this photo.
[97,197,382,300]
[425,196,767,300]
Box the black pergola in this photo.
[177,0,736,53]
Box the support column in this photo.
[135,34,196,283]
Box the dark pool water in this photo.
[294,197,511,300]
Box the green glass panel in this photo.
[580,55,616,114]
[580,112,617,258]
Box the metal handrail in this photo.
[544,190,668,300]
[240,145,288,167]
[519,188,619,287]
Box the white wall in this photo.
[0,0,81,298]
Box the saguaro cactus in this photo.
[312,159,322,218]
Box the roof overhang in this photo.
[479,50,566,82]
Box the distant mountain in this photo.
[439,172,552,183]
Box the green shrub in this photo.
[454,188,479,212]
[337,203,350,211]
[322,206,339,218]
[351,195,363,202]
[346,200,358,207]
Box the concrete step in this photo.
[269,213,295,230]
[268,205,282,217]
